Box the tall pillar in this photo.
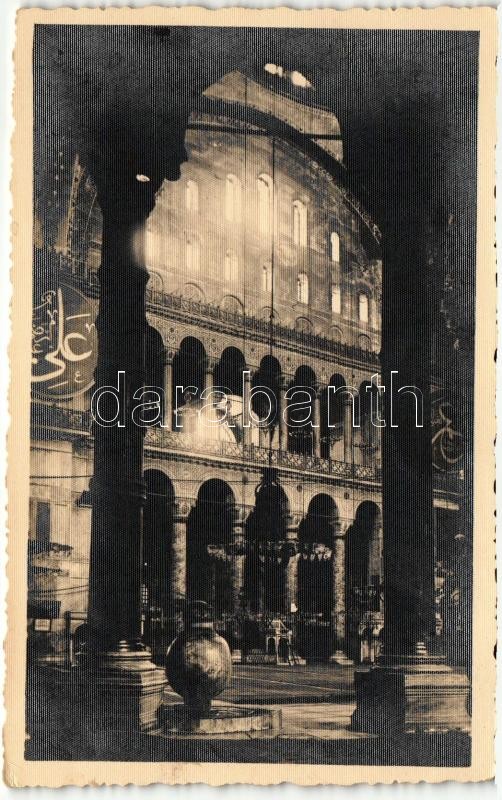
[258,424,267,449]
[312,385,323,458]
[351,225,470,733]
[162,354,173,430]
[330,531,353,665]
[343,393,353,463]
[170,499,191,607]
[278,374,289,452]
[204,357,215,394]
[230,508,246,611]
[230,507,247,664]
[242,369,252,446]
[84,177,167,732]
[284,519,299,614]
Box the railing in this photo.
[30,402,463,494]
[28,540,73,558]
[145,288,380,363]
[31,403,92,434]
[144,425,382,481]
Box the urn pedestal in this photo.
[164,601,281,735]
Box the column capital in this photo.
[172,497,196,521]
[278,373,292,391]
[163,349,176,366]
[337,520,353,536]
[231,504,253,526]
[203,356,218,373]
[286,511,302,532]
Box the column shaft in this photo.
[231,522,245,611]
[87,212,149,653]
[162,358,173,430]
[242,371,251,446]
[169,515,187,605]
[312,390,322,458]
[332,535,347,650]
[258,425,267,449]
[284,527,299,614]
[343,396,353,463]
[278,378,288,451]
[204,363,214,393]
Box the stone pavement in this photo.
[25,663,471,765]
[157,700,365,741]
[163,663,360,706]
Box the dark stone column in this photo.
[351,228,470,734]
[82,180,167,732]
[284,520,299,614]
[312,385,323,458]
[242,369,252,446]
[342,394,353,463]
[162,354,173,430]
[329,530,353,665]
[170,498,193,608]
[278,374,289,452]
[87,211,148,651]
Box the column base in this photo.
[350,658,471,734]
[52,649,167,734]
[329,650,354,666]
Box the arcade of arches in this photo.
[142,468,382,662]
[148,333,381,467]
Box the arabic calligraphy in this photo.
[431,393,463,472]
[31,284,97,398]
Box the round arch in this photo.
[245,476,290,614]
[182,282,205,302]
[214,346,246,398]
[251,354,282,431]
[143,470,176,650]
[298,494,338,615]
[345,501,382,661]
[287,365,317,455]
[320,373,347,460]
[172,336,207,415]
[220,294,244,315]
[187,479,235,618]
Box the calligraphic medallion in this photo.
[31,283,97,399]
[431,389,463,472]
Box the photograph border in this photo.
[5,5,497,787]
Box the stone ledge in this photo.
[161,703,282,735]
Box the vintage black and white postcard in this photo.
[4,5,497,787]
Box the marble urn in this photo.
[165,601,232,720]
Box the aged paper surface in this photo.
[5,5,497,788]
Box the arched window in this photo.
[297,272,309,304]
[257,174,273,235]
[224,250,238,283]
[185,180,199,212]
[330,231,340,263]
[186,238,200,273]
[225,174,241,222]
[358,292,369,323]
[262,262,272,293]
[292,200,307,247]
[331,284,341,314]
